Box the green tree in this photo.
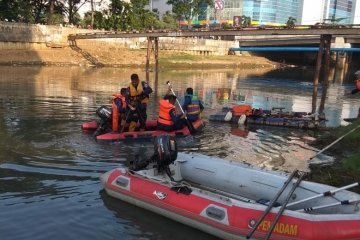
[286,16,296,29]
[60,0,89,25]
[241,15,251,28]
[324,16,347,25]
[83,10,104,29]
[166,0,213,28]
[162,11,178,29]
[106,0,132,30]
[0,0,33,22]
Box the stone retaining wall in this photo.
[0,21,236,55]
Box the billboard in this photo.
[233,16,242,27]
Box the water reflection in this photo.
[0,66,358,240]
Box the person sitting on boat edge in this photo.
[126,73,153,132]
[112,88,128,132]
[182,87,204,122]
[157,94,185,132]
[351,70,360,95]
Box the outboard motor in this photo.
[152,134,177,171]
[96,105,112,122]
[130,135,178,172]
[94,106,112,136]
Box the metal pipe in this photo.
[287,182,359,208]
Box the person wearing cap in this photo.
[157,94,185,132]
[111,88,128,132]
[126,73,153,131]
[351,70,360,95]
[182,87,204,122]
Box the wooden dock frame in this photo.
[312,34,332,114]
[145,37,159,82]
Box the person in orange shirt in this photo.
[112,88,128,132]
[157,94,185,132]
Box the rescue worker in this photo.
[182,87,204,122]
[126,73,153,131]
[112,88,128,132]
[157,94,185,132]
[351,70,360,95]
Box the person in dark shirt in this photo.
[182,87,204,122]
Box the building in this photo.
[209,0,360,26]
[77,0,360,26]
[299,0,356,25]
[208,0,300,26]
[146,0,172,18]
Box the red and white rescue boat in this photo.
[101,136,360,240]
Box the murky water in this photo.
[0,66,359,240]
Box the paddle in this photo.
[246,169,299,239]
[264,172,305,240]
[310,124,360,160]
[296,199,360,212]
[286,182,359,208]
[119,110,131,133]
[166,81,196,134]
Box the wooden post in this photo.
[312,35,325,114]
[344,52,352,82]
[155,37,159,73]
[323,34,332,86]
[146,37,151,73]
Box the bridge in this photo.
[68,27,360,41]
[68,27,360,115]
[68,26,360,72]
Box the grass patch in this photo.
[161,53,199,62]
[343,152,360,173]
[309,120,360,192]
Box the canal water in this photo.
[0,66,358,240]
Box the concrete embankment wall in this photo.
[0,21,236,55]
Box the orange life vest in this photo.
[157,99,175,126]
[129,82,149,104]
[112,93,126,132]
[232,104,252,116]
